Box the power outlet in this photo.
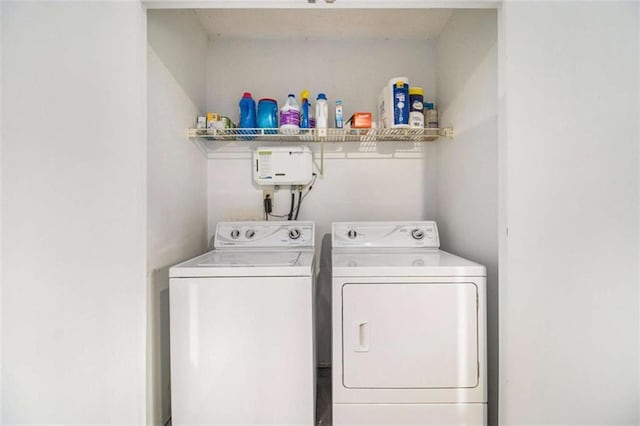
[262,189,274,214]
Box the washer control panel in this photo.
[333,221,439,248]
[215,221,314,248]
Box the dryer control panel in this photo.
[215,221,315,248]
[332,221,439,248]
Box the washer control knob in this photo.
[347,229,358,239]
[288,228,301,240]
[411,228,425,240]
[245,229,255,239]
[230,229,240,239]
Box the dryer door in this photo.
[342,282,478,389]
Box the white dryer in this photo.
[332,221,487,425]
[170,221,316,426]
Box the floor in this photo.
[316,367,332,425]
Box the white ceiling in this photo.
[194,9,454,41]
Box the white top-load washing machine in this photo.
[332,221,487,426]
[169,221,316,426]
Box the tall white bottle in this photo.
[315,93,328,136]
[280,93,301,135]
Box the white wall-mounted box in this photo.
[253,146,313,186]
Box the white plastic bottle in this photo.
[280,94,301,134]
[315,93,328,134]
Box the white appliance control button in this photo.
[347,229,357,239]
[289,228,301,240]
[411,229,425,240]
[230,229,240,239]
[245,229,255,239]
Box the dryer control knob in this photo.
[289,228,301,240]
[411,229,425,240]
[347,229,358,239]
[230,229,240,239]
[245,229,255,239]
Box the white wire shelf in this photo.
[187,127,453,142]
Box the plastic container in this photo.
[239,92,257,139]
[257,98,278,134]
[335,100,344,128]
[239,92,257,128]
[424,102,438,129]
[207,112,220,129]
[300,90,311,129]
[280,94,301,134]
[377,77,410,128]
[315,93,328,130]
[409,87,424,129]
[390,77,410,127]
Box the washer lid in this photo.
[170,249,314,278]
[332,249,485,277]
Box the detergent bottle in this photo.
[239,92,257,128]
[280,94,301,134]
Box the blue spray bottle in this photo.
[300,90,310,129]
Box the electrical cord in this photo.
[263,194,272,221]
[268,194,294,219]
[293,173,317,220]
[300,173,317,204]
[287,187,295,220]
[268,194,296,219]
[262,174,318,221]
[294,190,303,220]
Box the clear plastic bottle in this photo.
[335,100,344,129]
[315,93,328,130]
[280,94,301,134]
[309,103,316,128]
[424,102,438,129]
